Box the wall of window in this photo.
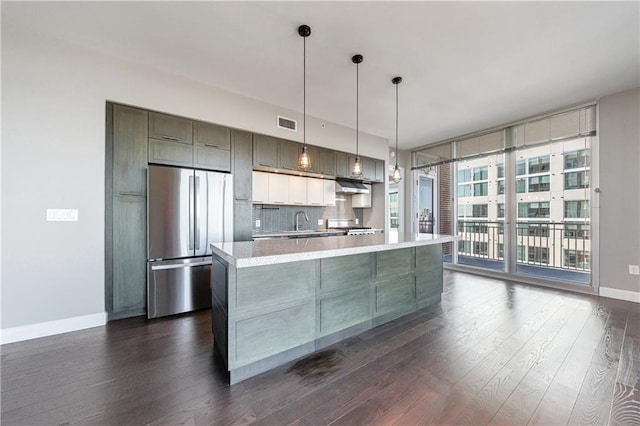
[412,104,596,286]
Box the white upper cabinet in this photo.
[323,180,336,206]
[252,172,339,207]
[252,171,269,203]
[288,176,307,205]
[268,173,289,204]
[307,179,324,206]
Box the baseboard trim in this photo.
[1,312,107,345]
[599,286,640,303]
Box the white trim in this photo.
[599,287,640,303]
[1,312,107,345]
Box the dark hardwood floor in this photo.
[2,271,639,425]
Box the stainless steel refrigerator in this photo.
[147,165,233,319]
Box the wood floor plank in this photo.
[567,307,628,425]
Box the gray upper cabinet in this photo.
[149,139,193,167]
[232,130,253,201]
[194,121,231,172]
[194,121,231,150]
[362,157,376,182]
[149,115,232,172]
[148,112,192,144]
[319,148,336,176]
[148,112,193,167]
[335,152,349,178]
[375,159,385,182]
[112,104,148,196]
[253,134,279,168]
[279,139,300,171]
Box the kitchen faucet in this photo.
[295,211,309,231]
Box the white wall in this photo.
[599,87,640,297]
[0,25,388,334]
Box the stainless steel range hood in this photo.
[335,179,370,194]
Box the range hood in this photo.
[335,179,370,194]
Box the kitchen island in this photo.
[210,233,457,384]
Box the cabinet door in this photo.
[112,195,146,313]
[233,200,253,242]
[148,139,193,167]
[375,159,385,182]
[288,176,307,205]
[193,122,231,171]
[112,104,148,196]
[268,173,289,204]
[149,112,192,144]
[319,149,336,176]
[194,146,231,172]
[279,140,300,171]
[252,171,269,203]
[194,121,231,150]
[335,152,349,178]
[323,180,336,206]
[232,130,253,201]
[253,134,279,167]
[307,178,324,206]
[363,157,376,181]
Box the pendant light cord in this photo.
[303,35,306,148]
[356,61,359,158]
[395,82,399,167]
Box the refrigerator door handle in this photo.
[195,175,201,251]
[150,260,211,271]
[189,175,195,250]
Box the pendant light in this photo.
[297,25,312,171]
[392,76,403,183]
[352,54,364,178]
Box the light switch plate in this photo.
[355,218,359,225]
[317,219,323,226]
[629,265,640,275]
[255,219,261,228]
[46,209,78,222]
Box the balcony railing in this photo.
[456,221,591,275]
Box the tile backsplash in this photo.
[252,195,364,234]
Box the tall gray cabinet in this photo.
[232,130,253,242]
[106,104,148,319]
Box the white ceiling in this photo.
[4,1,639,150]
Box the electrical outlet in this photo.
[46,209,78,222]
[317,219,323,226]
[255,219,261,228]
[629,265,640,275]
[355,218,359,225]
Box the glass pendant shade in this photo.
[352,156,363,177]
[392,164,402,183]
[298,145,311,171]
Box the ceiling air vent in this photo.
[277,116,297,132]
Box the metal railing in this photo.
[456,220,590,272]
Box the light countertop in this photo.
[211,233,458,268]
